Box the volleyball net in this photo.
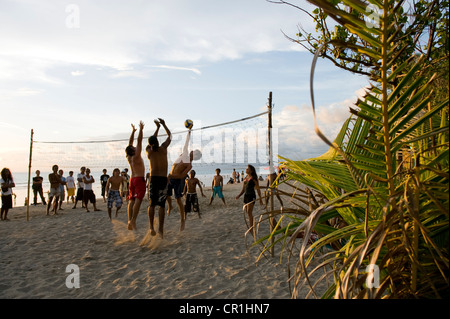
[31,109,278,178]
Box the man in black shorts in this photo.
[146,118,171,238]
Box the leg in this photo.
[158,206,165,238]
[148,205,157,236]
[108,207,112,220]
[33,189,38,205]
[53,196,60,214]
[127,199,135,230]
[176,197,185,232]
[47,196,53,215]
[246,202,255,236]
[166,196,173,215]
[130,198,142,229]
[39,189,46,205]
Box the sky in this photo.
[0,0,370,173]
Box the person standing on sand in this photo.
[100,169,110,203]
[66,171,76,203]
[209,168,226,207]
[32,170,46,206]
[146,118,171,238]
[126,121,147,230]
[82,168,100,212]
[58,169,67,211]
[73,166,85,209]
[47,165,62,215]
[1,168,15,221]
[166,129,202,232]
[236,164,263,236]
[105,168,125,220]
[183,170,205,219]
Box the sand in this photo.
[0,183,295,299]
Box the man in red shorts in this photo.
[125,121,147,230]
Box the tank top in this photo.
[84,175,93,191]
[244,177,256,197]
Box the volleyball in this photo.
[184,119,194,130]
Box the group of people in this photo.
[1,119,282,239]
[123,119,279,239]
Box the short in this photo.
[49,187,61,198]
[127,177,146,201]
[212,186,224,199]
[167,178,184,199]
[83,189,96,204]
[1,194,13,209]
[244,193,256,204]
[149,176,168,208]
[67,188,75,196]
[107,190,123,209]
[185,193,199,213]
[76,188,84,201]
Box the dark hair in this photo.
[190,170,196,177]
[125,145,136,156]
[247,165,258,181]
[1,168,12,181]
[148,136,159,151]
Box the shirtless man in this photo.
[209,168,226,206]
[167,129,202,231]
[48,164,63,215]
[126,121,146,230]
[183,170,205,219]
[105,168,125,220]
[146,118,171,238]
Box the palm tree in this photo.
[257,0,449,298]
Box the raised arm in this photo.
[158,118,171,148]
[129,123,137,146]
[136,121,144,155]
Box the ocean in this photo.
[6,163,270,207]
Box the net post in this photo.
[268,92,275,257]
[26,129,34,221]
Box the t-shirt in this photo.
[32,176,44,189]
[66,176,75,189]
[77,173,85,188]
[0,178,14,196]
[100,174,110,187]
[59,176,66,192]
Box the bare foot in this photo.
[158,231,164,239]
[150,228,156,236]
[180,219,185,232]
[166,205,173,216]
[128,220,137,231]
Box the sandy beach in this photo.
[0,182,296,299]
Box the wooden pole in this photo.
[268,92,275,256]
[26,129,34,221]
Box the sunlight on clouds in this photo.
[274,87,367,160]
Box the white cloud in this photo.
[151,65,202,76]
[0,0,312,84]
[71,71,85,77]
[274,87,367,160]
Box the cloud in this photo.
[71,71,85,77]
[151,65,202,76]
[274,87,366,160]
[0,1,312,84]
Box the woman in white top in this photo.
[1,168,15,220]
